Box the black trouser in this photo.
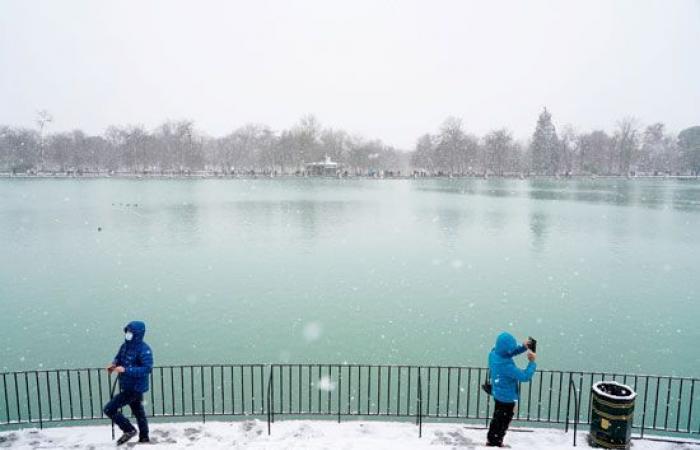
[487,399,515,446]
[103,390,149,440]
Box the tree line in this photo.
[1,109,699,176]
[413,109,700,177]
[0,113,404,176]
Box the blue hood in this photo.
[488,331,537,403]
[124,321,146,344]
[494,332,518,357]
[114,320,153,393]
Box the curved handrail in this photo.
[565,373,582,447]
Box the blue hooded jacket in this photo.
[113,321,153,393]
[488,332,536,403]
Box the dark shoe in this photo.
[116,430,137,446]
[138,437,150,443]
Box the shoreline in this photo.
[1,173,698,180]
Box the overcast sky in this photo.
[1,0,698,149]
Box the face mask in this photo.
[125,331,133,341]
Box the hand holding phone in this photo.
[527,337,537,353]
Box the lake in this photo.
[0,178,698,377]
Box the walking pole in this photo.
[109,374,120,440]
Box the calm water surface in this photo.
[0,178,698,377]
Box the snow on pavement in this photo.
[0,420,696,449]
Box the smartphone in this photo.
[528,337,537,353]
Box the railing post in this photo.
[201,367,206,424]
[565,373,580,447]
[415,368,419,426]
[35,371,43,430]
[14,373,21,424]
[573,375,579,447]
[640,376,649,438]
[266,365,273,435]
[109,372,116,440]
[565,373,572,434]
[485,372,491,428]
[337,365,341,424]
[687,379,695,435]
[417,367,423,438]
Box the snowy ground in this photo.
[0,420,696,449]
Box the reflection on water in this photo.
[0,178,698,378]
[223,199,352,246]
[529,211,548,253]
[433,207,467,249]
[165,202,201,243]
[414,178,700,212]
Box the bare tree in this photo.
[483,128,518,176]
[435,117,467,174]
[577,130,612,175]
[411,134,435,174]
[678,126,700,176]
[614,117,639,175]
[35,110,53,170]
[639,123,678,175]
[559,125,578,175]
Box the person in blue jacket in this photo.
[486,332,537,447]
[103,321,153,446]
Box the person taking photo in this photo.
[486,332,537,447]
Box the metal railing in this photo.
[1,364,698,444]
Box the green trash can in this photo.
[589,381,637,449]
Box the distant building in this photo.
[305,155,339,176]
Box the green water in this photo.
[0,178,698,377]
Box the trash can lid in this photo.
[592,381,637,401]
